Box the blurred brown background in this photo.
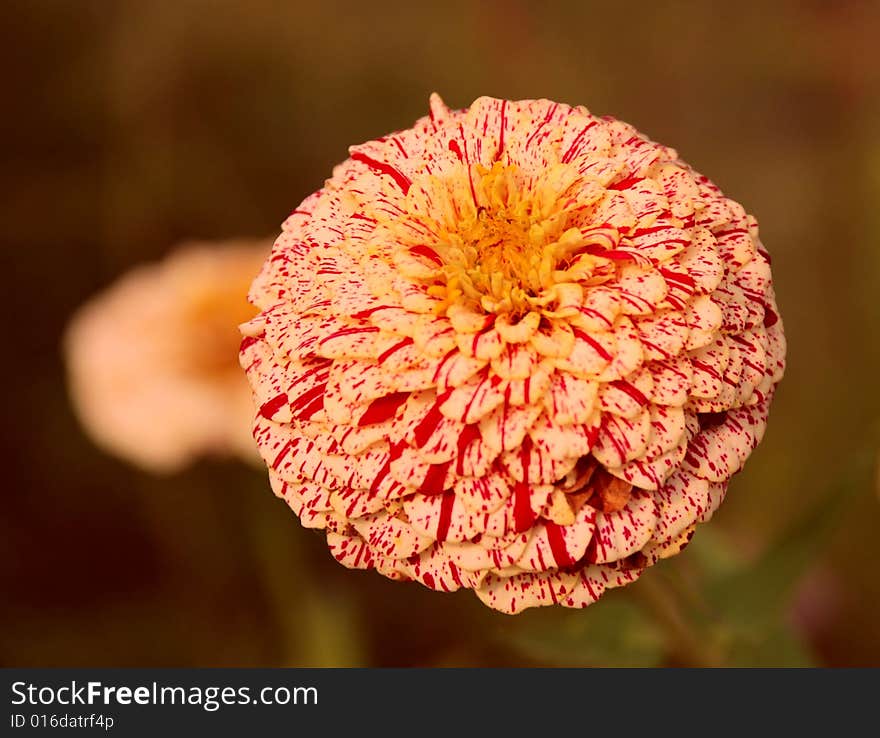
[3,0,879,667]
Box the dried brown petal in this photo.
[591,468,634,514]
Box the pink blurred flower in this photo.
[242,95,786,613]
[66,239,269,473]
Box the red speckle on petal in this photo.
[454,423,482,474]
[351,152,412,194]
[436,490,456,542]
[413,393,451,448]
[358,392,410,426]
[240,335,260,352]
[259,393,288,419]
[418,460,452,495]
[496,99,507,159]
[561,121,598,164]
[607,175,644,191]
[545,522,575,568]
[513,439,537,532]
[351,305,396,319]
[572,327,614,361]
[376,337,413,365]
[410,244,444,266]
[272,440,293,470]
[609,379,648,406]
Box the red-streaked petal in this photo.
[587,489,658,564]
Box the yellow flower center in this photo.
[430,162,597,315]
[365,159,611,318]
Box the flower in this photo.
[241,95,785,613]
[66,239,269,473]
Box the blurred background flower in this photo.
[65,239,267,472]
[2,0,879,666]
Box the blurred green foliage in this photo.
[3,0,879,666]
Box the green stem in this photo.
[631,569,725,667]
[245,490,304,666]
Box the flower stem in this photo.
[631,569,725,667]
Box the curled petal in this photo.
[592,409,652,467]
[350,511,435,561]
[515,506,596,573]
[587,489,658,564]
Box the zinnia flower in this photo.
[66,239,268,473]
[241,95,785,613]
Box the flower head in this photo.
[242,95,785,613]
[66,239,268,473]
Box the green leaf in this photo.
[502,594,666,667]
[685,527,746,581]
[683,453,873,666]
[705,455,868,631]
[724,621,816,668]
